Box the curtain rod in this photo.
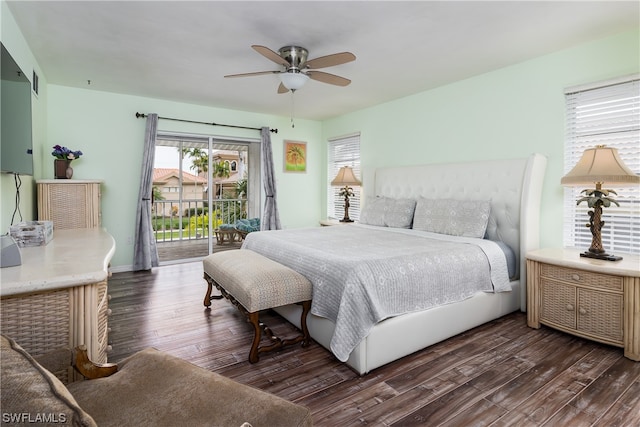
[135,112,278,134]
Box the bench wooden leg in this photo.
[248,312,261,363]
[203,279,213,307]
[247,307,312,364]
[203,274,224,308]
[300,300,311,347]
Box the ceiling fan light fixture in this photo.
[280,72,309,91]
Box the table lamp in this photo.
[561,145,640,261]
[331,166,361,222]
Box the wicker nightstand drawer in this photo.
[540,279,576,329]
[577,289,623,343]
[540,263,623,291]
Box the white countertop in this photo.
[527,248,640,277]
[0,228,116,297]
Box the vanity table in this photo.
[1,228,115,380]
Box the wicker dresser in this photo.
[527,248,640,361]
[37,180,102,229]
[1,229,115,381]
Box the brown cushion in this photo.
[0,335,97,427]
[67,347,312,427]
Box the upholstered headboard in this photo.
[373,154,547,310]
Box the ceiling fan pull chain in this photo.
[290,90,296,128]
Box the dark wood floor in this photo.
[107,262,640,427]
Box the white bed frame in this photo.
[275,154,547,375]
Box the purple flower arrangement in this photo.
[52,145,83,161]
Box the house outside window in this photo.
[327,133,361,221]
[563,76,640,255]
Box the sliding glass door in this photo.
[152,132,261,264]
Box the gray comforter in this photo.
[242,224,511,362]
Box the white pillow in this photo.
[385,198,416,228]
[359,197,388,227]
[359,197,417,229]
[413,198,491,238]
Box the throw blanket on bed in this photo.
[242,224,511,362]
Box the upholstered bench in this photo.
[203,249,312,363]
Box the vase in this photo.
[54,159,73,179]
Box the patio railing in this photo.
[152,198,246,243]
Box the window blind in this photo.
[327,133,361,221]
[563,76,640,255]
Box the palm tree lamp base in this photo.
[579,202,622,262]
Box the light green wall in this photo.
[46,86,322,269]
[2,0,637,270]
[322,29,640,250]
[2,0,323,270]
[1,1,47,233]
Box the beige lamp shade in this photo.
[331,166,361,186]
[561,145,640,186]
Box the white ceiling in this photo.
[7,1,639,121]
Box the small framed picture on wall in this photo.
[284,140,307,173]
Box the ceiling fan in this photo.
[225,45,356,93]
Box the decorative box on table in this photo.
[9,221,54,247]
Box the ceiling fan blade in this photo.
[277,83,289,94]
[224,70,280,78]
[306,70,351,87]
[252,45,290,67]
[305,52,355,69]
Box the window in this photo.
[563,76,640,255]
[327,133,361,221]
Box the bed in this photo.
[243,154,547,375]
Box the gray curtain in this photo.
[133,113,160,270]
[261,127,281,230]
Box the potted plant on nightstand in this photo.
[52,145,83,179]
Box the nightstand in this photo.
[526,248,640,361]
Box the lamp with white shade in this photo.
[331,166,361,222]
[561,145,640,261]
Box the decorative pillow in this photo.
[0,335,97,427]
[384,198,417,229]
[413,198,491,238]
[358,197,387,226]
[359,197,416,228]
